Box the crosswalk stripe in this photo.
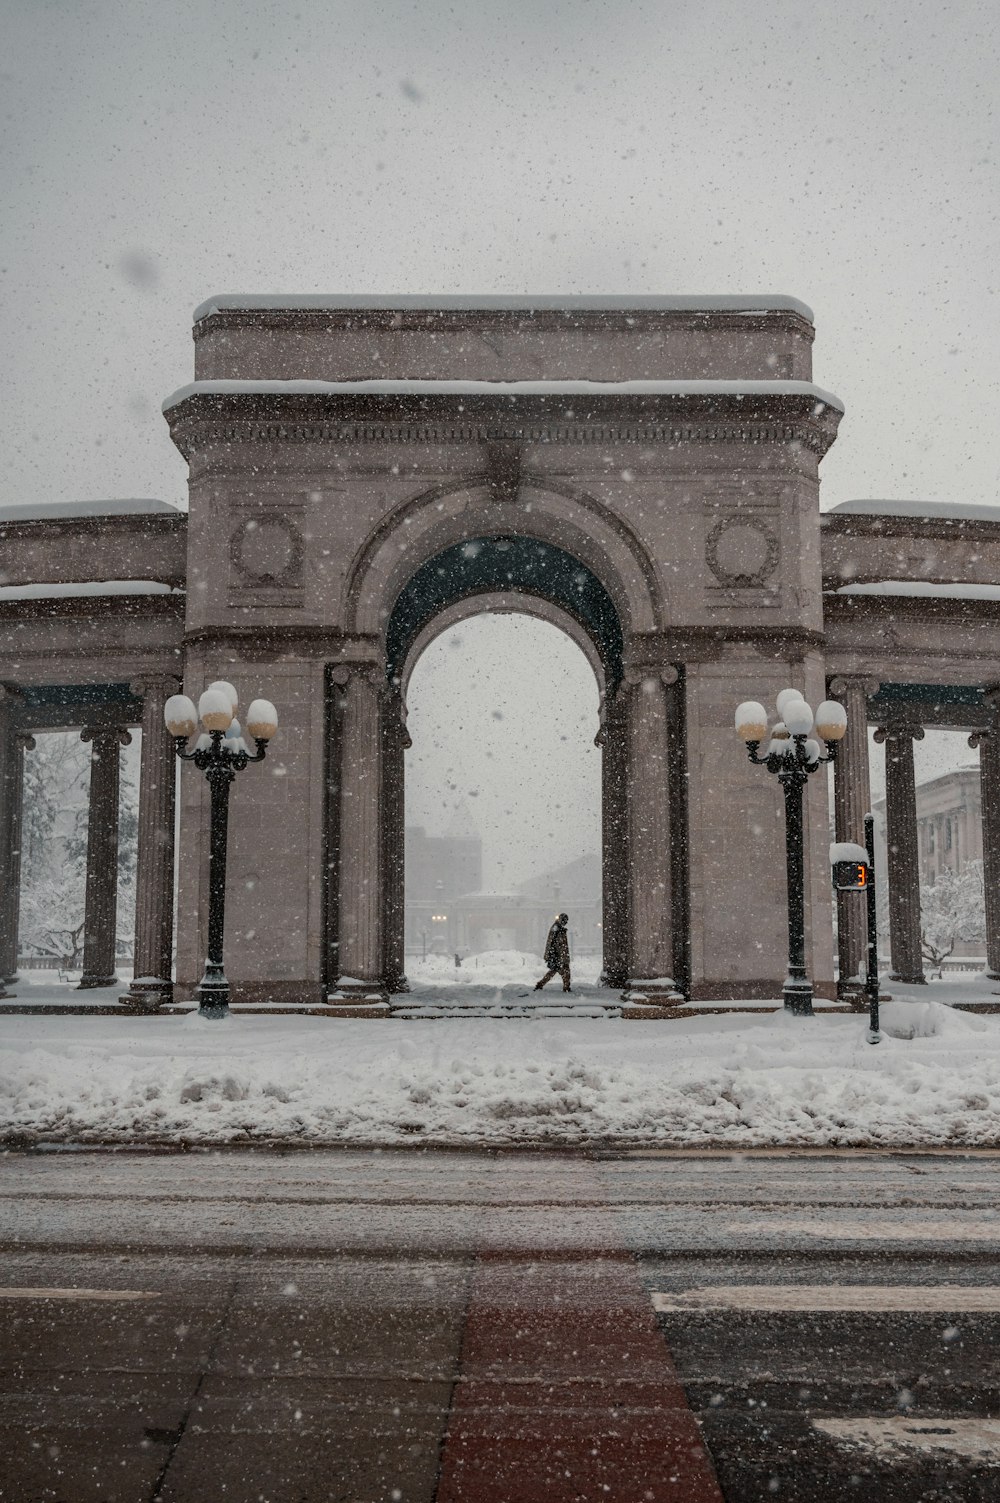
[814,1416,1000,1461]
[0,1287,159,1301]
[652,1285,1000,1313]
[732,1218,998,1241]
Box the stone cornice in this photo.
[823,592,1000,623]
[193,302,816,341]
[822,510,1000,542]
[0,512,186,542]
[164,388,842,462]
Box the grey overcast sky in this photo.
[2,0,997,886]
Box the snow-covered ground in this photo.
[2,964,999,1147]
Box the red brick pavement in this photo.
[435,1252,723,1503]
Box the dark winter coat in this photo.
[544,920,570,970]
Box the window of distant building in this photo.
[946,817,953,851]
[929,824,935,854]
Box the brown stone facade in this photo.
[3,297,1000,1006]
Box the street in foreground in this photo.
[1,1148,998,1501]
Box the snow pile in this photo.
[2,1003,999,1148]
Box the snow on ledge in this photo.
[0,499,183,523]
[193,292,815,323]
[0,581,183,602]
[834,581,1000,601]
[828,499,1000,523]
[163,377,843,413]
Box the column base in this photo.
[836,979,867,1010]
[78,974,119,989]
[621,977,684,1005]
[328,977,389,1003]
[124,978,173,1012]
[889,971,927,985]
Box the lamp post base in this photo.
[783,977,814,1016]
[196,961,230,1019]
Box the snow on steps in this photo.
[389,994,622,1020]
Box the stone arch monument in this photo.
[8,295,1000,1012]
[161,294,841,1003]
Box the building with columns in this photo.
[2,296,1000,1007]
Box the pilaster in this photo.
[334,666,386,995]
[624,666,676,987]
[127,676,181,1011]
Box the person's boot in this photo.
[534,981,544,990]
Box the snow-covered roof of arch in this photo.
[193,292,815,323]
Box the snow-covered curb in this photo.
[3,1003,999,1149]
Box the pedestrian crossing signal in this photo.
[833,860,869,892]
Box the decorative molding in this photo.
[81,726,133,748]
[874,724,926,745]
[483,441,522,506]
[229,507,305,606]
[705,514,780,589]
[829,675,881,699]
[171,416,838,457]
[129,674,183,699]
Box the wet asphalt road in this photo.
[0,1148,998,1502]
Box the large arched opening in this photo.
[383,535,629,993]
[403,611,603,989]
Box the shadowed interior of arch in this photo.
[385,536,624,690]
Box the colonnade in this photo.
[831,678,1000,994]
[0,676,179,1007]
[4,666,1000,1004]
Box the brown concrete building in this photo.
[3,295,1000,1006]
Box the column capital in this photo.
[874,723,925,746]
[622,665,678,688]
[329,662,383,689]
[829,675,880,699]
[129,673,182,699]
[15,733,36,752]
[81,726,132,748]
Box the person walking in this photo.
[534,912,572,993]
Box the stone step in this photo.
[390,1003,622,1020]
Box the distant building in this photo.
[404,831,601,960]
[405,821,482,955]
[873,765,982,887]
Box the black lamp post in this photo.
[735,691,848,1016]
[164,681,278,1019]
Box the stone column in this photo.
[875,723,925,985]
[625,667,675,988]
[336,667,385,995]
[971,717,1000,977]
[78,727,131,989]
[127,677,180,1010]
[599,686,629,989]
[829,676,879,998]
[381,688,409,993]
[0,688,33,985]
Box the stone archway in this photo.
[326,525,685,1000]
[384,538,624,993]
